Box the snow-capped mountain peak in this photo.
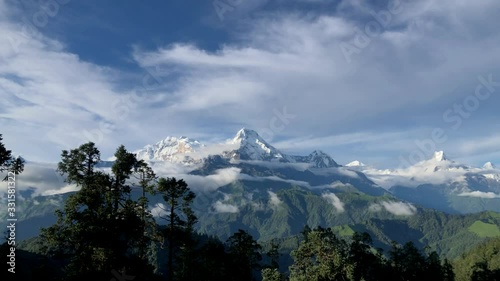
[483,162,496,169]
[306,150,339,168]
[408,150,466,173]
[232,128,261,143]
[346,160,366,167]
[225,128,290,162]
[135,128,346,167]
[431,151,448,162]
[135,136,204,163]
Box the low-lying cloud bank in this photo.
[232,160,311,172]
[151,203,169,218]
[322,192,345,213]
[458,191,500,199]
[213,201,239,213]
[0,162,77,197]
[268,191,283,208]
[369,201,417,216]
[153,165,242,192]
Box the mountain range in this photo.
[348,151,500,213]
[133,128,500,214]
[135,128,340,168]
[4,128,500,260]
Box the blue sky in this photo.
[1,0,500,168]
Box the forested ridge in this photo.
[1,140,500,280]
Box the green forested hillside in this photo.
[453,237,500,281]
[3,140,500,280]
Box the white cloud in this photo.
[0,14,141,161]
[457,135,500,155]
[41,185,79,196]
[186,142,240,160]
[458,191,500,199]
[204,167,242,190]
[213,200,239,213]
[131,0,500,166]
[235,172,311,187]
[154,167,242,192]
[360,155,471,188]
[232,160,311,172]
[273,131,409,151]
[370,201,417,216]
[0,161,78,196]
[329,181,353,189]
[1,0,500,168]
[150,203,169,218]
[268,191,283,208]
[322,192,345,213]
[310,167,360,179]
[368,203,382,212]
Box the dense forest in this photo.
[1,139,500,280]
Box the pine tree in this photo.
[0,134,25,179]
[133,160,158,261]
[197,236,230,281]
[226,229,262,281]
[262,268,282,281]
[442,259,455,281]
[471,261,500,281]
[40,143,153,279]
[349,232,382,281]
[266,239,281,270]
[289,227,351,281]
[156,177,197,281]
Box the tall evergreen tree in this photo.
[266,239,281,270]
[289,227,351,281]
[156,177,196,281]
[197,236,230,281]
[0,134,25,178]
[133,160,158,261]
[262,268,282,281]
[471,261,500,281]
[40,143,153,280]
[442,259,456,281]
[226,229,262,281]
[348,232,382,281]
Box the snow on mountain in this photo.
[133,132,499,197]
[431,150,447,161]
[222,129,341,168]
[350,151,500,195]
[355,151,465,187]
[482,162,500,181]
[135,128,344,171]
[222,128,294,162]
[483,162,496,170]
[406,151,470,172]
[135,136,204,164]
[346,160,365,167]
[294,150,340,168]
